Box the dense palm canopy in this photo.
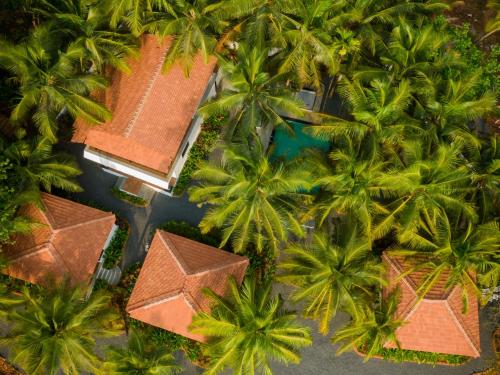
[189,142,311,254]
[103,329,182,374]
[0,280,121,375]
[279,223,386,333]
[0,26,111,140]
[30,0,140,73]
[190,276,312,374]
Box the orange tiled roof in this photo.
[383,253,480,357]
[72,34,216,174]
[1,193,115,286]
[126,230,248,341]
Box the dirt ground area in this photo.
[445,0,499,50]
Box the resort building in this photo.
[1,193,116,286]
[72,34,218,196]
[383,253,481,358]
[126,230,248,341]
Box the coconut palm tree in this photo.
[0,280,122,375]
[388,215,500,308]
[1,135,82,194]
[278,223,386,334]
[0,26,111,140]
[145,0,228,76]
[199,43,304,140]
[101,0,175,36]
[309,146,411,236]
[103,329,182,374]
[353,17,458,88]
[189,142,311,254]
[373,141,477,240]
[276,0,338,90]
[189,276,312,375]
[331,291,403,361]
[306,78,418,157]
[29,0,139,73]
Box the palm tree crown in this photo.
[1,280,121,375]
[189,142,311,254]
[279,223,386,333]
[190,276,312,375]
[103,329,182,374]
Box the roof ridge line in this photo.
[127,289,183,312]
[123,37,168,137]
[159,231,191,274]
[444,298,481,356]
[53,213,115,232]
[46,242,71,275]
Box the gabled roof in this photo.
[383,253,480,357]
[72,34,217,175]
[1,193,115,286]
[126,230,248,341]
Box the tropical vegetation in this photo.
[0,0,498,374]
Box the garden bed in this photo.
[173,114,225,196]
[159,220,221,247]
[102,217,130,269]
[355,345,470,366]
[111,187,147,206]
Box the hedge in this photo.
[173,114,226,195]
[111,187,147,206]
[102,226,129,269]
[158,220,221,248]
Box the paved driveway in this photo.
[62,143,497,375]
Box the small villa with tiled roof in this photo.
[126,230,248,341]
[1,193,116,286]
[72,34,218,196]
[382,253,481,358]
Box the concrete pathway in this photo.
[60,143,207,269]
[61,143,497,375]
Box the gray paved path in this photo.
[61,143,497,375]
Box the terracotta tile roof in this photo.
[72,34,216,174]
[1,193,115,286]
[126,230,248,341]
[383,253,480,357]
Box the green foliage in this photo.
[102,226,129,269]
[0,279,122,375]
[103,329,182,374]
[446,21,499,95]
[158,220,220,247]
[190,276,312,374]
[111,187,147,206]
[371,347,469,365]
[173,114,225,195]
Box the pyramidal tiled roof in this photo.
[1,193,116,286]
[72,34,217,174]
[383,253,480,357]
[126,230,248,341]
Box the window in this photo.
[181,142,190,157]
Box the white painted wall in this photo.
[84,147,170,189]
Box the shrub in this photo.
[443,19,500,96]
[111,187,147,206]
[102,226,129,269]
[173,114,226,195]
[374,347,469,366]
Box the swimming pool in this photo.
[271,120,330,161]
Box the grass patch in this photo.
[102,220,129,269]
[173,114,226,196]
[111,187,147,206]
